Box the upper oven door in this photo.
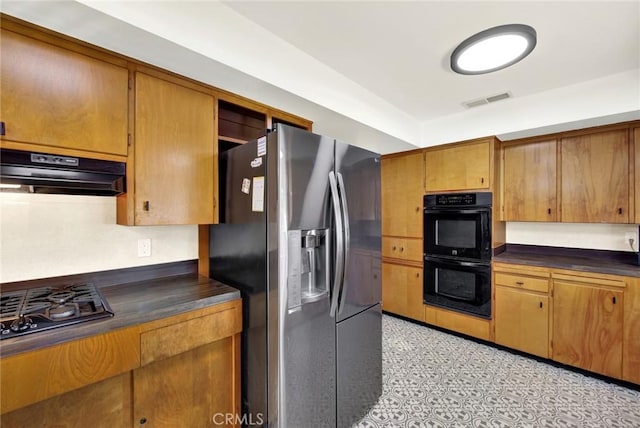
[424,207,491,261]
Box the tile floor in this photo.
[354,315,640,427]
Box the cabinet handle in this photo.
[400,247,404,252]
[143,201,150,211]
[481,177,485,184]
[392,246,397,251]
[416,206,420,212]
[618,208,623,215]
[139,417,147,425]
[0,121,5,136]
[515,281,524,286]
[547,208,551,215]
[416,272,420,278]
[539,301,543,309]
[613,296,617,304]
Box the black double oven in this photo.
[423,192,492,319]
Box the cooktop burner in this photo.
[0,283,113,340]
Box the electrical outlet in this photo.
[137,238,151,257]
[625,232,636,251]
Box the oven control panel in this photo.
[425,192,492,208]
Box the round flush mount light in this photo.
[451,24,537,75]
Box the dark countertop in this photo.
[0,273,240,358]
[493,244,640,278]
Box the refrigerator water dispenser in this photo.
[287,229,330,311]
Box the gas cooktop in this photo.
[0,283,113,340]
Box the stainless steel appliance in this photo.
[210,124,382,427]
[423,192,492,318]
[0,148,126,196]
[0,283,114,339]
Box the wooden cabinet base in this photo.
[424,305,492,341]
[382,262,425,322]
[134,334,241,427]
[0,299,243,425]
[553,280,623,379]
[495,287,549,358]
[1,373,132,428]
[623,277,640,384]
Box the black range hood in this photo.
[0,149,126,196]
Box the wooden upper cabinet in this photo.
[0,29,128,157]
[127,72,215,225]
[502,139,557,221]
[635,127,640,224]
[381,151,424,238]
[425,139,491,192]
[218,99,266,144]
[560,129,629,223]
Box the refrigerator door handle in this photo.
[329,171,345,317]
[336,172,350,315]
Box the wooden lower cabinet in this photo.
[495,286,549,358]
[0,300,242,427]
[134,335,240,427]
[382,262,424,321]
[624,277,640,384]
[552,279,623,378]
[1,373,132,428]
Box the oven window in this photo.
[436,219,476,249]
[435,267,476,301]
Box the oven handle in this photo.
[424,256,490,269]
[424,208,490,215]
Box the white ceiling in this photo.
[1,1,639,152]
[224,1,639,121]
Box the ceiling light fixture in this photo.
[451,24,537,75]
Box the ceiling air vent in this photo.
[463,91,512,109]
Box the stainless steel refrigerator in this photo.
[210,124,382,427]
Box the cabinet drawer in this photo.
[495,272,549,293]
[140,306,241,365]
[382,237,422,262]
[0,326,140,414]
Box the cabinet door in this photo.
[624,277,640,384]
[553,281,623,378]
[134,336,240,427]
[561,130,629,223]
[134,72,215,225]
[1,29,128,156]
[425,140,490,192]
[1,373,131,428]
[635,128,640,224]
[495,287,549,358]
[381,263,424,321]
[503,139,557,221]
[381,152,423,238]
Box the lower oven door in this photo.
[423,256,491,319]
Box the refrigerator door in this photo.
[274,125,337,427]
[336,303,382,427]
[210,141,268,422]
[334,141,382,322]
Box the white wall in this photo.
[506,222,639,253]
[0,193,197,283]
[420,70,640,147]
